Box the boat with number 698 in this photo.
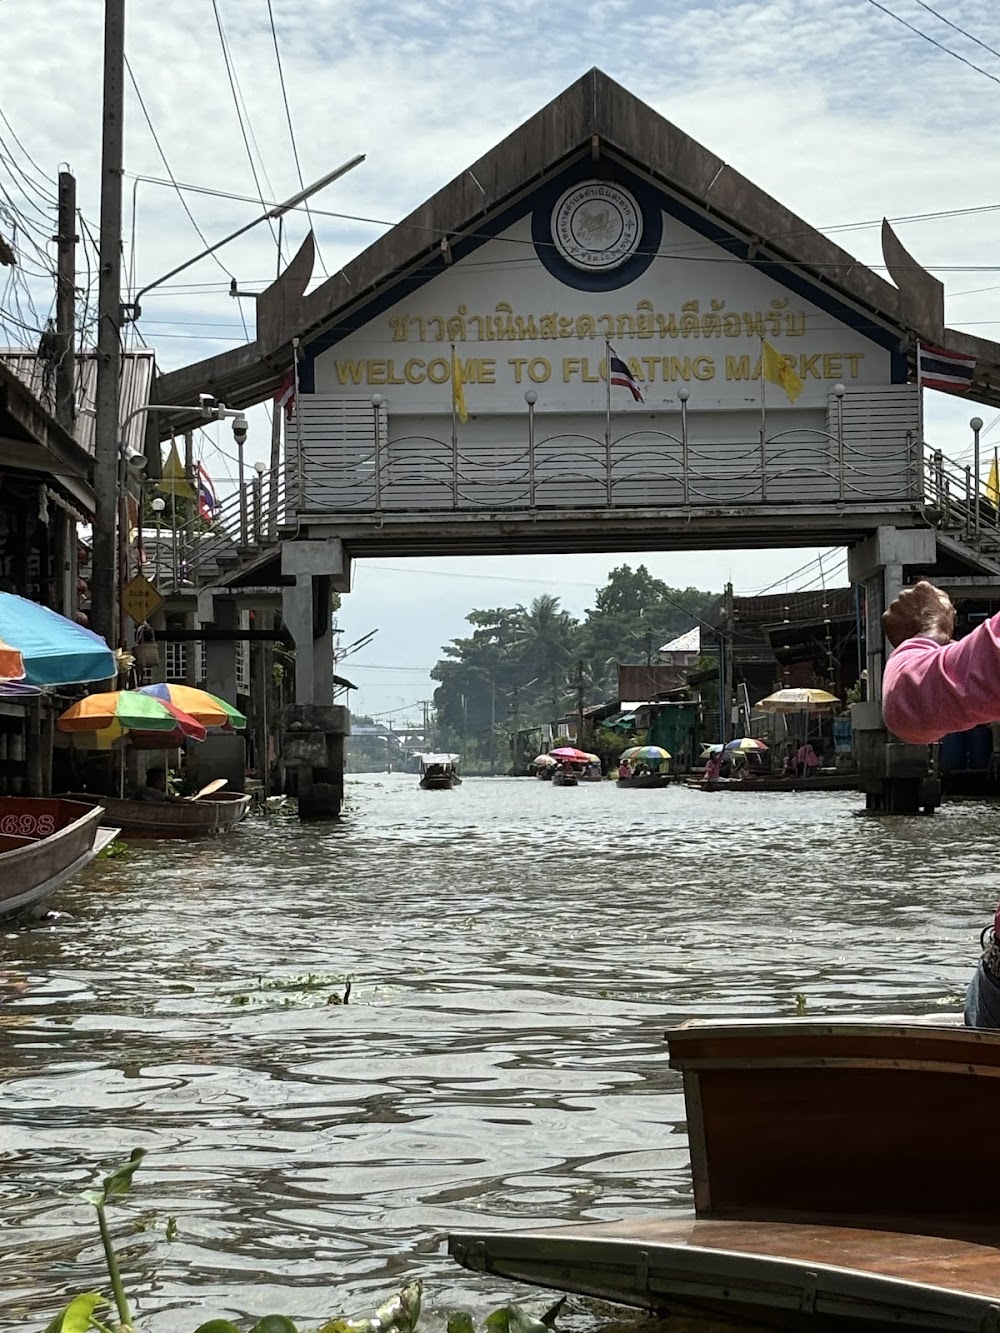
[0,796,118,920]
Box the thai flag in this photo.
[917,343,976,395]
[608,343,644,402]
[275,368,296,421]
[197,463,219,522]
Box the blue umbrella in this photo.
[0,594,116,686]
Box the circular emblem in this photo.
[551,181,643,272]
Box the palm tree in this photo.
[512,595,580,683]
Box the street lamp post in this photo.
[151,496,165,586]
[253,460,266,543]
[127,155,365,319]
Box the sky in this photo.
[3,0,1000,719]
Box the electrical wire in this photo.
[125,171,1000,273]
[861,0,1000,89]
[909,0,1000,64]
[123,53,252,346]
[209,0,282,259]
[264,0,326,277]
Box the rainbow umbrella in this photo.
[725,737,769,752]
[137,683,247,729]
[620,745,672,761]
[56,691,206,750]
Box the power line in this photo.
[209,0,282,259]
[861,0,1000,89]
[125,171,1000,273]
[123,54,253,347]
[264,0,326,277]
[910,0,1000,64]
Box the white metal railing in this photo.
[147,466,288,594]
[291,407,920,515]
[924,449,1000,548]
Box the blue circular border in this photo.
[531,174,662,292]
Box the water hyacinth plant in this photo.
[45,1152,563,1333]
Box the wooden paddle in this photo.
[188,778,228,801]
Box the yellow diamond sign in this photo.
[122,574,164,624]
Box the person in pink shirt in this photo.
[795,741,821,775]
[881,579,1000,1026]
[881,580,999,743]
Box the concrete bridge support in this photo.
[195,590,246,793]
[847,526,940,814]
[280,541,351,820]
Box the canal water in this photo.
[0,777,994,1331]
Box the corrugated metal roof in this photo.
[0,348,155,457]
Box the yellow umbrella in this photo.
[756,688,840,713]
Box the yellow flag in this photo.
[987,453,1000,510]
[158,440,196,499]
[452,351,468,425]
[761,340,804,405]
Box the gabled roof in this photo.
[155,68,1000,428]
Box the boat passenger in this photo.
[880,580,1000,1028]
[618,759,632,780]
[795,741,821,776]
[703,752,723,782]
[134,767,184,803]
[781,742,797,777]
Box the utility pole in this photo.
[91,0,126,648]
[510,686,520,774]
[576,659,585,747]
[54,171,77,433]
[722,581,735,744]
[489,675,496,775]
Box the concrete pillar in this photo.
[847,526,940,814]
[279,543,351,820]
[204,598,239,701]
[282,575,316,705]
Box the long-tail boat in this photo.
[451,1019,1000,1330]
[0,796,118,919]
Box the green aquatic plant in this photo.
[97,839,130,861]
[228,974,352,1009]
[46,1152,557,1333]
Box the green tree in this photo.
[580,565,715,692]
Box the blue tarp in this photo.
[0,594,116,686]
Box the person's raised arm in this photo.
[881,580,1000,743]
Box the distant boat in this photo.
[0,797,118,920]
[59,790,250,836]
[417,754,462,789]
[616,772,674,789]
[551,767,578,787]
[693,772,860,793]
[451,1019,1000,1331]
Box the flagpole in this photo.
[292,336,305,512]
[604,340,612,507]
[450,342,459,508]
[759,336,767,502]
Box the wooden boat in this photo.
[451,1019,1000,1330]
[59,790,250,836]
[551,768,578,787]
[417,754,462,790]
[694,771,860,793]
[0,796,119,919]
[616,772,675,788]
